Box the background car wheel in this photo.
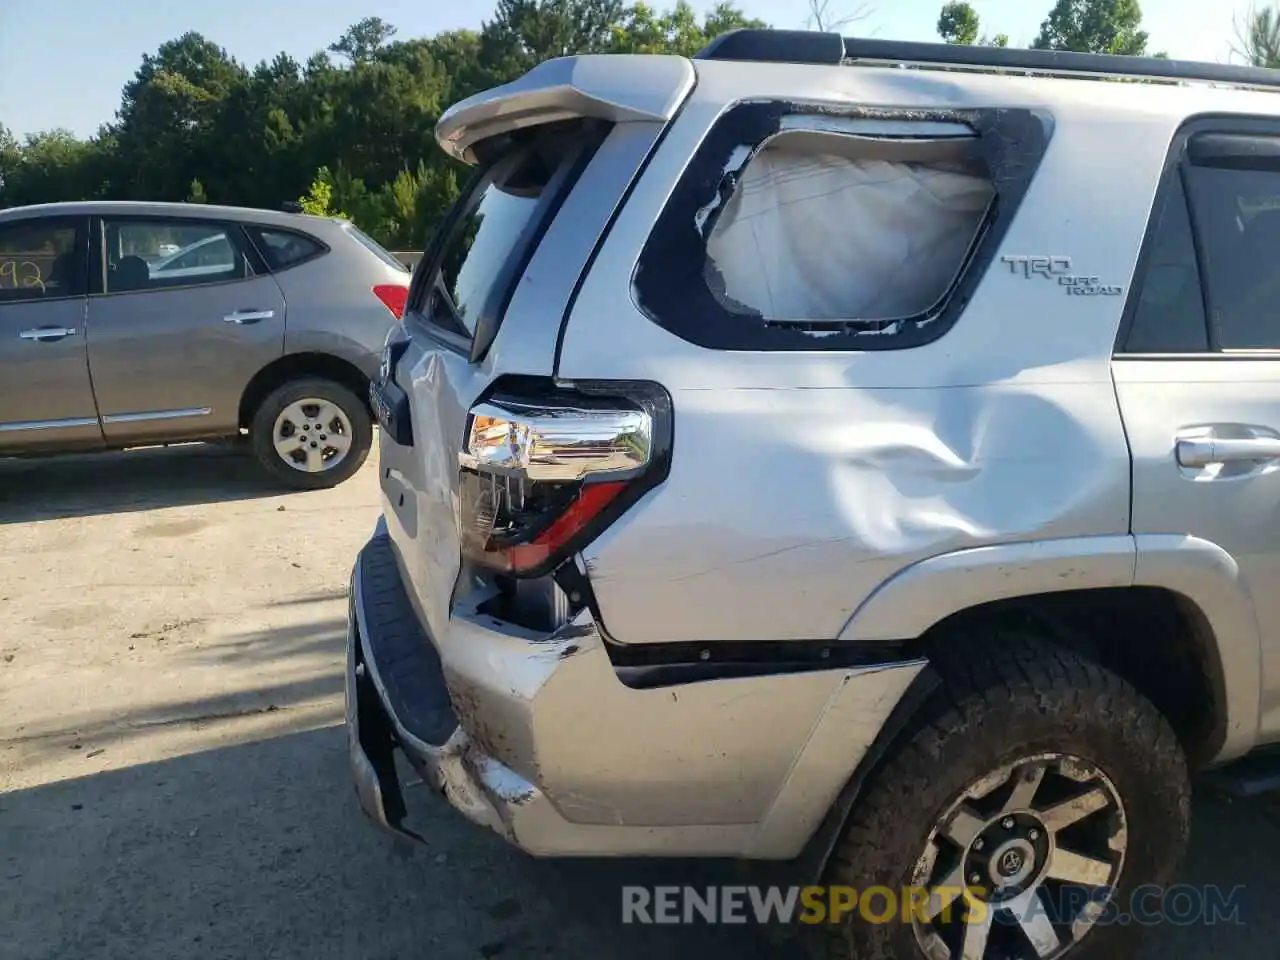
[820,631,1191,960]
[250,378,372,490]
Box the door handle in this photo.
[223,309,274,325]
[1176,436,1280,468]
[18,327,77,341]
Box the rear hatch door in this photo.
[372,54,694,643]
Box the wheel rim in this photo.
[272,398,354,474]
[910,753,1128,960]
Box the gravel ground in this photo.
[1,443,1276,959]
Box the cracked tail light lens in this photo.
[458,395,654,577]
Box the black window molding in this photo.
[631,100,1054,352]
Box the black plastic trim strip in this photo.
[549,556,922,687]
[698,29,1280,91]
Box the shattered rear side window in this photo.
[631,102,1050,352]
[703,144,994,327]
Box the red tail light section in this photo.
[373,284,409,320]
[458,382,672,578]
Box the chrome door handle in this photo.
[1176,436,1280,467]
[18,327,77,341]
[223,309,274,324]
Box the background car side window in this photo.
[1185,159,1280,350]
[0,220,82,303]
[103,219,251,293]
[1122,173,1210,353]
[249,228,325,271]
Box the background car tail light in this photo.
[457,382,671,578]
[373,284,408,319]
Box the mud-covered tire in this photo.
[249,378,372,490]
[820,631,1191,960]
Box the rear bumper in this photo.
[345,522,925,858]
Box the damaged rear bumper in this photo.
[344,523,926,858]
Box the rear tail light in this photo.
[373,284,408,320]
[458,383,670,578]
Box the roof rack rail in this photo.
[695,29,1280,91]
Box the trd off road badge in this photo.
[1000,255,1124,296]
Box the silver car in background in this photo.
[0,200,411,488]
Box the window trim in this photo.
[404,118,612,363]
[631,100,1053,352]
[1114,114,1280,360]
[91,215,259,298]
[243,224,330,274]
[0,214,90,304]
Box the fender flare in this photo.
[838,534,1261,763]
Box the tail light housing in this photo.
[373,284,409,320]
[458,381,671,578]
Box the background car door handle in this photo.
[1176,436,1280,467]
[18,327,77,341]
[223,309,274,325]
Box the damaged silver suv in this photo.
[345,28,1280,959]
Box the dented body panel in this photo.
[349,529,923,857]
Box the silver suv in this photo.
[345,30,1280,959]
[0,201,410,488]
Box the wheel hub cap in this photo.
[909,753,1128,960]
[272,398,354,473]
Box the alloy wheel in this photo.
[910,753,1128,960]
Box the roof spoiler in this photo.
[435,54,695,164]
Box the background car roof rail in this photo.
[695,28,1280,92]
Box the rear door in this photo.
[86,215,286,443]
[0,215,101,452]
[1112,120,1280,737]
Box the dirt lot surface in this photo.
[2,443,1278,959]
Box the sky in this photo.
[0,0,1256,140]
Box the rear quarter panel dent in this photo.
[584,378,1130,644]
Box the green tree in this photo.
[481,0,626,75]
[937,2,1009,47]
[1233,3,1280,67]
[329,17,399,64]
[610,1,765,56]
[938,2,979,44]
[298,167,349,219]
[0,125,20,197]
[0,1,769,239]
[1031,0,1150,55]
[111,32,249,200]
